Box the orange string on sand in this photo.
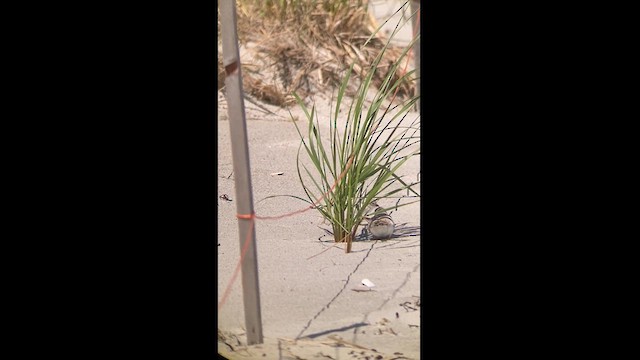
[218,155,354,311]
[217,213,256,311]
[255,154,354,220]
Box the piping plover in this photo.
[366,202,395,239]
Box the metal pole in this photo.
[411,0,420,113]
[218,0,264,345]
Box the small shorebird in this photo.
[365,201,395,239]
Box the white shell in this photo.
[361,279,376,288]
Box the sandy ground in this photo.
[218,2,420,359]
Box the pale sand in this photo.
[217,89,420,359]
[218,2,420,358]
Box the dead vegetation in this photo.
[218,0,416,107]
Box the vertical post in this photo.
[218,0,264,345]
[411,0,420,113]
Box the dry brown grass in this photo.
[218,0,415,107]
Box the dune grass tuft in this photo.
[291,5,420,253]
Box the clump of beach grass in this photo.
[290,5,420,253]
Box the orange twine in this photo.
[218,155,354,311]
